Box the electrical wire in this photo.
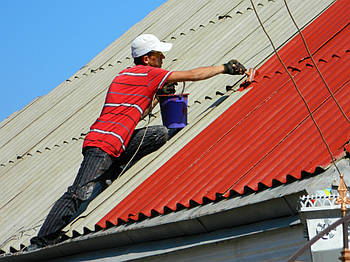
[66,91,157,228]
[249,0,342,176]
[67,81,186,228]
[282,0,350,125]
[3,89,158,251]
[108,82,185,182]
[8,2,348,251]
[117,114,151,178]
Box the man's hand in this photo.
[157,82,178,95]
[223,60,246,75]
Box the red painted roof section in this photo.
[98,0,350,228]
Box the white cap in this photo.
[131,34,172,58]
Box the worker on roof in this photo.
[27,34,247,251]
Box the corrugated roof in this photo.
[0,0,339,254]
[97,0,350,228]
[63,0,338,238]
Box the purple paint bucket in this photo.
[158,94,189,128]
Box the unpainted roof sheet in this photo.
[97,0,350,227]
[0,0,337,254]
[62,0,337,238]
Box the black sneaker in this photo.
[24,237,48,252]
[25,233,63,252]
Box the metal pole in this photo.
[287,213,350,262]
[336,174,350,262]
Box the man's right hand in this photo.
[223,60,246,75]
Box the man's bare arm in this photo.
[166,65,225,83]
[166,59,249,83]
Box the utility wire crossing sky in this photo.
[0,0,167,122]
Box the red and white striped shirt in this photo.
[83,65,173,157]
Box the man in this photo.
[28,34,247,250]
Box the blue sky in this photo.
[0,0,167,122]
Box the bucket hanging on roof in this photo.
[158,93,189,128]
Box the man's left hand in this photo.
[223,60,246,75]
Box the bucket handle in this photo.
[180,82,186,97]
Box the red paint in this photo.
[98,0,350,228]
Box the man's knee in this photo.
[75,182,97,201]
[158,125,169,142]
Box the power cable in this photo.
[66,91,158,229]
[249,0,342,176]
[282,0,350,124]
[4,87,158,252]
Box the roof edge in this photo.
[1,196,302,262]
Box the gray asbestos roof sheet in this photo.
[0,0,336,254]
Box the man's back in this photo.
[83,65,172,158]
